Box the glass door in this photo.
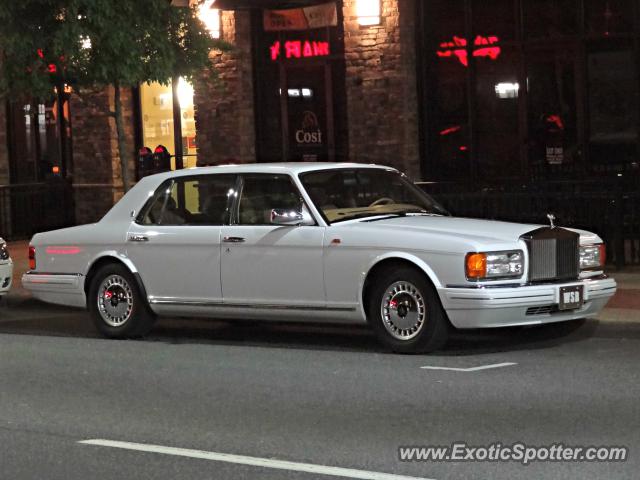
[281,63,334,162]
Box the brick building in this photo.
[1,0,639,253]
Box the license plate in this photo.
[559,285,584,311]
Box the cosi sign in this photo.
[296,111,323,145]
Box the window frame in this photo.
[135,173,239,227]
[298,167,449,225]
[229,173,318,227]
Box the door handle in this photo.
[223,236,246,243]
[128,234,149,242]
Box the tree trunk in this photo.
[113,81,130,192]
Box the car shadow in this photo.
[2,298,636,355]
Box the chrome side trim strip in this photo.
[25,271,84,276]
[149,298,356,312]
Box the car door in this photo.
[126,173,237,305]
[220,173,326,308]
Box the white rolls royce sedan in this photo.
[0,237,12,299]
[22,163,616,353]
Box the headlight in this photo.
[0,243,9,261]
[466,250,524,280]
[580,243,605,270]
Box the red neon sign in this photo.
[270,40,330,61]
[436,35,501,67]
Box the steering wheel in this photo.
[369,197,395,207]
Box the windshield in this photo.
[299,168,449,224]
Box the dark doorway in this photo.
[251,6,347,163]
[281,63,334,161]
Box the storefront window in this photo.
[527,47,580,178]
[524,0,579,38]
[472,0,517,42]
[586,0,635,35]
[177,78,198,168]
[7,91,71,183]
[588,46,639,168]
[425,0,469,180]
[419,0,640,182]
[140,77,198,170]
[475,46,521,179]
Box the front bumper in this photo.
[438,276,617,329]
[0,260,13,294]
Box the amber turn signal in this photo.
[466,252,487,279]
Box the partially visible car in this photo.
[0,238,13,299]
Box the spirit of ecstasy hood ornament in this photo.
[547,213,556,229]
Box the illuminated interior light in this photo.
[356,0,381,26]
[198,0,221,39]
[177,77,195,108]
[494,82,519,99]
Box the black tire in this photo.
[367,265,450,353]
[88,263,156,338]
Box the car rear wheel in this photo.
[88,264,155,338]
[367,266,450,353]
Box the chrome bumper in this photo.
[438,276,617,329]
[21,272,86,308]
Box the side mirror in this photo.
[270,205,314,226]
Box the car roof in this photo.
[147,162,397,181]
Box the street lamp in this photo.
[356,0,381,26]
[199,0,221,39]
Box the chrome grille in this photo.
[522,228,579,283]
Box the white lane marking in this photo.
[420,362,517,372]
[79,439,435,480]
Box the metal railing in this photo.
[418,179,640,267]
[0,181,75,240]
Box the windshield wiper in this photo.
[362,211,447,223]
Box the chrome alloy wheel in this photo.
[380,281,427,340]
[97,275,134,327]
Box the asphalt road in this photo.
[1,299,639,480]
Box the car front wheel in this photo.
[368,266,450,353]
[88,264,155,338]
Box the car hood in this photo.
[356,215,548,243]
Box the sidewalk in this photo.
[4,240,640,320]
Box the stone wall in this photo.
[70,86,136,224]
[0,105,9,185]
[341,0,420,178]
[194,10,256,165]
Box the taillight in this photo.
[599,243,606,267]
[29,246,36,270]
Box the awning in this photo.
[211,0,329,10]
